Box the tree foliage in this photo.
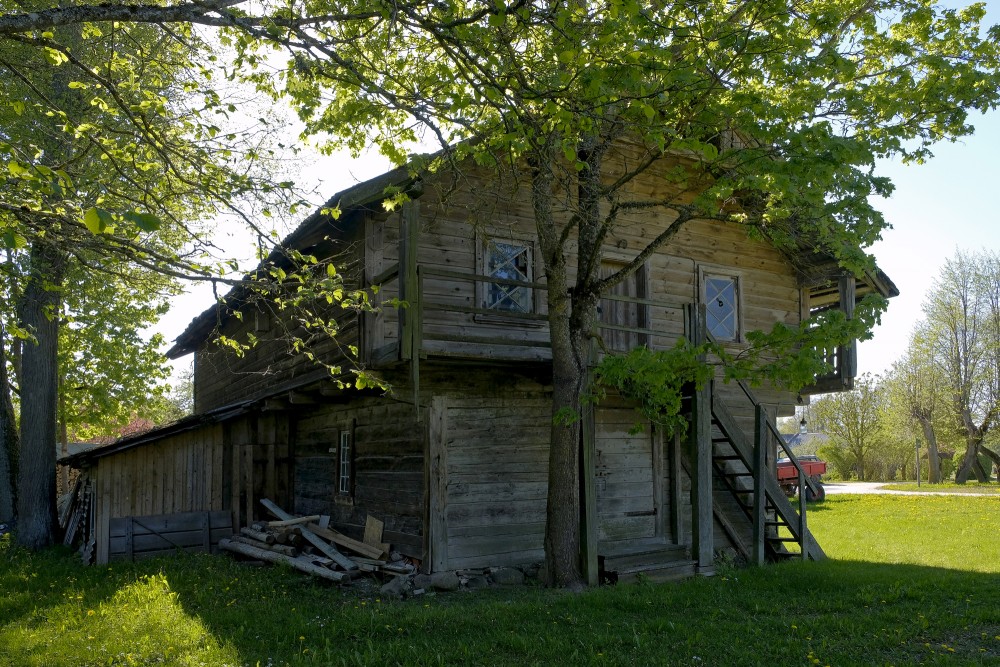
[0,5,296,548]
[811,374,887,481]
[887,328,950,482]
[905,250,1000,482]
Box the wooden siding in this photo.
[189,149,805,419]
[433,394,551,571]
[193,217,367,413]
[386,158,802,410]
[292,398,425,557]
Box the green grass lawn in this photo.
[2,494,999,666]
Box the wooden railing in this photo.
[369,261,686,363]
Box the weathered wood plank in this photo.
[260,498,358,570]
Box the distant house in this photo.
[64,145,896,578]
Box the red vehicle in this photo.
[776,454,826,502]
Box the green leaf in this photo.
[43,47,68,66]
[7,161,29,178]
[1,230,28,249]
[83,207,115,234]
[124,211,163,232]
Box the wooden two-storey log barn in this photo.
[64,147,896,581]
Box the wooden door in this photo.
[594,403,664,551]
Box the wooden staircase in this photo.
[599,541,696,583]
[709,389,826,563]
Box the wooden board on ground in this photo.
[363,515,390,552]
[306,523,386,560]
[260,498,358,570]
[108,510,233,561]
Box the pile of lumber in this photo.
[219,498,412,583]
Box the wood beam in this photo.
[287,391,318,405]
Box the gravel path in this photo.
[823,481,996,497]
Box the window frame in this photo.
[598,255,651,351]
[336,421,355,499]
[475,230,542,323]
[699,266,743,343]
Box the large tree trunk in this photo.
[955,408,988,483]
[0,326,16,524]
[15,240,65,550]
[544,306,586,587]
[980,446,1000,480]
[535,135,605,588]
[534,142,583,587]
[955,440,989,483]
[914,416,941,483]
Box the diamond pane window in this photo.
[705,275,738,341]
[485,240,533,313]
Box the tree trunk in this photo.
[544,306,586,587]
[535,135,607,588]
[0,326,16,524]
[915,416,941,483]
[980,446,1000,480]
[15,240,65,550]
[955,437,986,483]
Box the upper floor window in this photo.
[483,238,534,313]
[599,261,649,351]
[703,272,740,342]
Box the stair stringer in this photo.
[711,392,826,561]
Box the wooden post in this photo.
[245,417,257,526]
[686,303,714,574]
[399,200,420,361]
[96,465,111,565]
[751,405,767,565]
[838,273,857,384]
[670,431,683,546]
[427,397,449,572]
[580,341,599,586]
[412,266,423,421]
[798,468,808,560]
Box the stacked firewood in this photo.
[219,498,413,583]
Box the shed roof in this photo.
[59,401,255,468]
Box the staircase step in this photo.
[614,559,697,584]
[600,543,690,573]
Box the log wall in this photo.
[292,398,425,557]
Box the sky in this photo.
[857,106,1000,377]
[155,2,1000,382]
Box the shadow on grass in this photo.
[0,539,240,666]
[6,537,1000,666]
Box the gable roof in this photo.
[167,165,417,358]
